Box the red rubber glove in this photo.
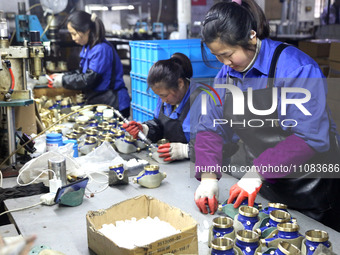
[227,169,262,208]
[194,178,219,215]
[157,142,188,162]
[122,121,143,139]
[47,73,63,88]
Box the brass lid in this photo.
[44,99,55,109]
[305,230,329,242]
[144,165,159,171]
[55,95,62,101]
[86,129,97,135]
[110,127,118,134]
[212,216,233,229]
[49,127,63,134]
[101,136,113,143]
[60,99,70,106]
[108,118,117,124]
[157,138,169,145]
[277,222,300,232]
[239,206,259,217]
[66,133,78,139]
[268,202,287,210]
[88,120,97,124]
[270,210,291,223]
[125,136,136,142]
[236,230,260,243]
[98,122,109,129]
[76,97,85,103]
[105,133,115,139]
[109,163,124,169]
[278,241,301,255]
[211,237,234,251]
[85,136,97,144]
[40,95,48,102]
[114,130,124,137]
[73,127,85,134]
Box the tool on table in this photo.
[113,109,155,148]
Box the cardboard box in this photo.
[329,42,340,62]
[319,65,329,77]
[313,57,329,66]
[327,79,340,101]
[298,39,332,58]
[327,78,340,133]
[328,69,340,78]
[265,0,282,20]
[327,98,340,133]
[329,60,340,72]
[87,195,198,255]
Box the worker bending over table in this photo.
[194,0,340,232]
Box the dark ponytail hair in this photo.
[200,0,269,63]
[67,11,106,48]
[147,52,193,91]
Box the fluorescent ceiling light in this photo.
[111,5,135,11]
[87,5,109,11]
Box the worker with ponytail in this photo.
[48,11,131,117]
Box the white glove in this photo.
[227,167,262,208]
[157,142,188,162]
[48,73,64,88]
[194,178,219,214]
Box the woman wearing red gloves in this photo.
[194,0,340,232]
[123,53,203,162]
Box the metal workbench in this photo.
[3,152,340,255]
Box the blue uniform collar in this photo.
[228,38,274,78]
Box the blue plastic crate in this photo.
[129,39,222,79]
[131,103,154,122]
[130,74,158,121]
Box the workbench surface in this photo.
[3,152,340,254]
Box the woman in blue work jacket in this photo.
[48,11,131,117]
[123,53,211,162]
[194,0,340,231]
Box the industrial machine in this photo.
[275,0,316,37]
[0,7,45,168]
[0,11,44,101]
[15,2,48,43]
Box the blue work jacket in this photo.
[79,41,130,111]
[197,38,338,153]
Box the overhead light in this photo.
[111,5,135,11]
[86,5,109,11]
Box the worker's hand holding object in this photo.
[48,73,64,88]
[122,121,148,139]
[227,167,262,208]
[194,176,219,215]
[157,142,188,162]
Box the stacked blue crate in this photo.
[129,39,222,122]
